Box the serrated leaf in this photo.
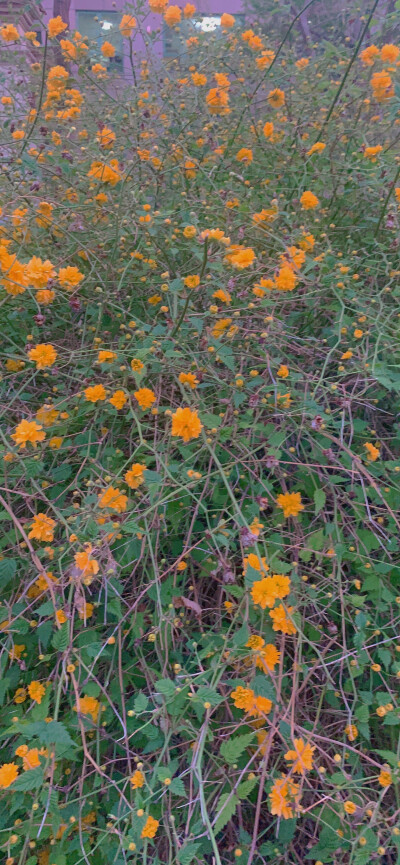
[134,692,148,713]
[220,732,254,765]
[0,557,17,586]
[52,624,69,652]
[237,776,257,799]
[195,685,223,706]
[155,678,176,698]
[251,674,276,702]
[214,792,239,833]
[178,842,201,865]
[314,488,326,514]
[169,777,186,796]
[13,767,44,791]
[375,749,398,767]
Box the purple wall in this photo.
[39,1,245,78]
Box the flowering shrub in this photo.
[0,4,400,865]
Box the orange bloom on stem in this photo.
[284,738,315,774]
[134,388,156,410]
[125,463,146,489]
[28,343,57,370]
[0,763,19,788]
[28,680,46,704]
[251,574,291,609]
[276,491,304,518]
[98,486,128,512]
[171,407,203,442]
[12,420,45,449]
[48,16,68,37]
[141,815,159,839]
[269,604,297,634]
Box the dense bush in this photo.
[0,5,400,864]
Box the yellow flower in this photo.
[58,266,84,289]
[345,724,358,741]
[344,800,357,815]
[26,256,55,289]
[171,407,203,442]
[229,247,255,269]
[88,160,122,186]
[56,609,67,624]
[84,384,106,403]
[276,492,304,518]
[269,604,297,634]
[109,390,127,409]
[269,775,301,819]
[179,372,198,389]
[183,274,200,289]
[36,289,55,304]
[251,574,290,609]
[267,88,285,108]
[0,763,19,788]
[284,738,315,774]
[364,442,380,461]
[300,190,319,210]
[381,43,399,62]
[74,695,100,722]
[206,87,230,115]
[236,148,253,163]
[28,343,57,370]
[97,127,116,149]
[1,24,19,42]
[28,680,46,704]
[125,463,146,489]
[48,16,68,37]
[307,141,325,156]
[134,388,156,410]
[360,45,379,65]
[131,358,144,373]
[98,350,117,364]
[277,364,289,378]
[130,769,145,788]
[221,12,235,26]
[378,769,392,787]
[141,815,159,839]
[119,14,137,37]
[12,420,45,449]
[98,486,128,512]
[75,545,99,583]
[275,266,297,292]
[14,688,27,704]
[364,145,383,162]
[164,5,182,26]
[183,2,196,17]
[101,41,115,58]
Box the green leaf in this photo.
[214,791,239,833]
[237,776,257,799]
[52,624,69,652]
[13,767,44,791]
[134,692,148,713]
[220,733,254,765]
[251,674,276,702]
[178,842,201,865]
[155,678,176,699]
[169,777,186,796]
[314,488,326,514]
[375,750,398,767]
[0,557,17,587]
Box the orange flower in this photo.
[97,127,116,149]
[88,160,122,186]
[84,384,106,403]
[119,14,137,37]
[276,492,304,518]
[134,388,156,410]
[183,3,196,17]
[74,695,100,722]
[381,43,399,62]
[268,88,285,108]
[28,680,46,704]
[28,343,57,370]
[221,13,235,27]
[130,769,145,788]
[125,463,146,489]
[371,70,394,101]
[131,358,144,373]
[109,390,127,409]
[274,266,297,292]
[300,190,319,210]
[183,274,200,288]
[48,16,68,37]
[26,256,55,289]
[269,604,297,634]
[236,147,253,163]
[11,420,45,449]
[345,724,358,741]
[58,266,84,288]
[251,574,290,609]
[141,815,159,839]
[179,372,198,389]
[364,442,380,461]
[307,141,325,156]
[98,350,117,363]
[284,738,315,774]
[269,775,301,819]
[149,0,168,11]
[229,247,255,269]
[74,545,99,584]
[231,686,272,717]
[360,44,379,65]
[101,41,115,58]
[164,5,182,26]
[1,24,19,42]
[56,609,67,624]
[22,747,47,771]
[0,763,19,788]
[98,486,128,512]
[171,406,202,442]
[206,87,230,115]
[378,768,392,787]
